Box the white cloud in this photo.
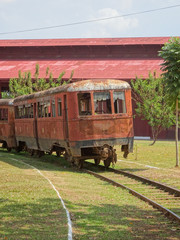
[83,8,138,37]
[119,0,133,10]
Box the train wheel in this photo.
[15,147,21,153]
[56,150,61,157]
[74,159,84,169]
[34,150,44,158]
[29,149,34,156]
[104,158,111,168]
[77,159,84,169]
[38,151,45,158]
[7,147,12,152]
[2,142,7,148]
[94,158,100,166]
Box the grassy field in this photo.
[0,140,180,240]
[115,140,180,189]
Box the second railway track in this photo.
[83,162,180,224]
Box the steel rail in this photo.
[111,168,180,197]
[88,162,180,197]
[84,169,180,224]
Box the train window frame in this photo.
[15,104,34,119]
[38,101,51,118]
[93,91,112,115]
[0,108,8,121]
[78,92,92,116]
[44,101,51,117]
[51,99,56,117]
[25,103,34,118]
[17,105,25,119]
[113,91,126,114]
[57,98,62,116]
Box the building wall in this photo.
[0,38,175,139]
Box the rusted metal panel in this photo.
[13,79,131,103]
[0,99,14,106]
[67,79,130,92]
[0,104,16,148]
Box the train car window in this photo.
[38,102,44,118]
[15,106,19,119]
[30,104,34,118]
[38,101,51,118]
[58,99,62,116]
[38,102,41,118]
[78,93,92,115]
[44,102,51,117]
[113,91,126,114]
[17,105,25,118]
[93,92,111,114]
[24,104,34,118]
[52,99,56,117]
[0,108,8,121]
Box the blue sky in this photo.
[0,0,179,39]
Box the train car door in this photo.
[63,95,69,140]
[33,102,40,149]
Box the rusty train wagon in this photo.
[0,99,16,151]
[13,79,134,168]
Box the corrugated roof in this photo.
[0,37,171,47]
[0,59,163,80]
[14,79,131,103]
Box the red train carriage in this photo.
[13,79,134,168]
[0,99,16,151]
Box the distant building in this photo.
[0,37,176,139]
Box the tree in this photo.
[9,63,73,98]
[159,37,180,167]
[131,72,175,145]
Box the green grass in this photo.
[0,152,68,240]
[117,140,180,168]
[114,140,180,189]
[1,146,180,240]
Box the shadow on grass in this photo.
[1,150,180,240]
[65,201,180,240]
[0,198,68,240]
[1,197,179,240]
[0,148,75,173]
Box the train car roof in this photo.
[14,79,131,103]
[0,99,14,106]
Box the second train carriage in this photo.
[0,99,16,150]
[11,79,133,167]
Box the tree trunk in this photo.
[175,98,179,167]
[150,126,161,146]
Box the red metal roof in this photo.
[0,37,171,47]
[0,37,170,82]
[0,59,163,80]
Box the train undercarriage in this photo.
[1,138,131,169]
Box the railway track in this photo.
[83,163,180,224]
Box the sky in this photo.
[0,0,179,40]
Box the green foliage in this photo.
[9,70,33,97]
[1,91,14,99]
[158,37,180,107]
[8,64,73,98]
[131,73,175,144]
